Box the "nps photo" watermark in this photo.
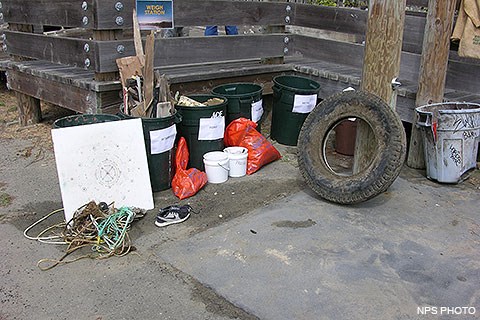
[417,306,477,316]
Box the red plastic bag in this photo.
[172,137,208,200]
[225,118,281,175]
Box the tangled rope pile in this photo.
[24,201,145,271]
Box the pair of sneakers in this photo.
[155,205,194,227]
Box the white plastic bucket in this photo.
[224,147,248,177]
[203,151,229,183]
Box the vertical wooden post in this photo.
[93,30,124,81]
[15,92,41,126]
[262,0,285,65]
[406,0,457,169]
[353,0,406,173]
[9,23,42,125]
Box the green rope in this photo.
[96,207,135,251]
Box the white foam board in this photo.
[51,118,154,222]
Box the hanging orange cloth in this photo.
[452,0,480,59]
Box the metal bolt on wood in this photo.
[284,47,289,54]
[285,16,291,24]
[116,16,124,26]
[82,1,88,11]
[115,2,124,11]
[284,37,289,44]
[84,43,90,53]
[286,5,291,12]
[116,45,125,54]
[82,16,89,26]
[84,58,91,68]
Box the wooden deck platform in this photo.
[0,0,478,125]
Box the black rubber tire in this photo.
[297,90,407,204]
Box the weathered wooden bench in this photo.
[1,0,479,128]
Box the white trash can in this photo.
[415,102,480,183]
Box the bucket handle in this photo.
[218,162,230,171]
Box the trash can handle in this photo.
[415,112,431,127]
[239,97,253,105]
[272,85,281,96]
[174,112,182,124]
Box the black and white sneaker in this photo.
[155,205,192,227]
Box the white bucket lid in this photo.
[204,151,229,162]
[224,147,248,155]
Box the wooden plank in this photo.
[94,30,124,81]
[173,0,288,27]
[293,5,425,54]
[406,0,429,7]
[157,58,292,84]
[407,0,457,169]
[170,71,291,96]
[143,31,155,115]
[2,0,92,28]
[93,0,288,29]
[7,69,99,113]
[294,5,367,36]
[96,34,286,73]
[132,8,145,66]
[4,31,93,69]
[445,59,480,94]
[292,35,365,69]
[401,14,426,54]
[6,60,98,90]
[94,0,133,30]
[283,34,478,97]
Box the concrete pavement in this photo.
[1,113,479,319]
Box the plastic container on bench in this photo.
[175,95,228,171]
[271,75,320,146]
[211,83,264,130]
[416,102,480,183]
[118,107,181,192]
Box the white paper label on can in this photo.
[292,94,318,113]
[251,99,264,123]
[150,124,177,155]
[198,116,225,140]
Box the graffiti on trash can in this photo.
[211,111,224,118]
[463,130,477,139]
[452,114,477,132]
[449,145,462,167]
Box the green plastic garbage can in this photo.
[211,82,264,129]
[271,75,320,146]
[53,114,121,129]
[118,108,181,192]
[175,95,228,171]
